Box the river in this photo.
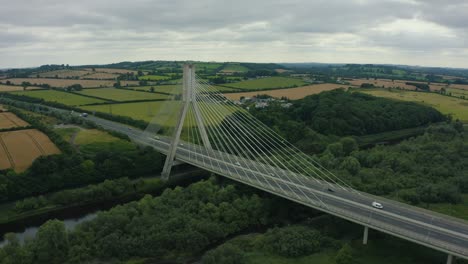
[0,211,98,247]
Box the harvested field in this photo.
[223,83,348,100]
[83,72,119,80]
[120,80,140,87]
[3,78,138,88]
[33,69,90,78]
[348,78,451,91]
[0,129,60,172]
[449,84,468,90]
[0,84,42,92]
[0,112,29,129]
[84,68,138,75]
[360,89,468,122]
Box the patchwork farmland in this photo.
[223,83,348,100]
[0,129,61,172]
[2,78,116,88]
[222,77,307,90]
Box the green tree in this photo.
[31,220,69,264]
[340,157,361,175]
[335,244,354,264]
[202,244,245,264]
[340,137,358,156]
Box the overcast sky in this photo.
[1,0,467,68]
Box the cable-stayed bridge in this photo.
[30,64,468,263]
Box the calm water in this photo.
[0,211,98,247]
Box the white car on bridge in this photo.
[372,201,384,209]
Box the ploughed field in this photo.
[0,129,60,172]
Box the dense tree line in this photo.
[0,179,275,263]
[0,146,164,202]
[14,177,164,213]
[251,89,445,139]
[318,123,467,204]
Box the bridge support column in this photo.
[446,254,453,264]
[161,64,193,181]
[362,226,369,245]
[161,64,212,181]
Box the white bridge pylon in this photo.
[161,64,211,180]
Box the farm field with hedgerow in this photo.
[223,83,348,100]
[77,88,171,101]
[223,76,307,90]
[359,88,468,122]
[0,112,29,129]
[11,90,107,106]
[0,129,60,172]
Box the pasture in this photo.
[0,84,42,92]
[223,77,307,90]
[0,129,60,172]
[0,112,29,129]
[81,100,236,127]
[223,83,347,100]
[12,90,106,106]
[56,128,136,154]
[77,88,171,101]
[220,64,249,72]
[139,75,170,81]
[130,85,182,94]
[4,78,115,88]
[359,89,468,122]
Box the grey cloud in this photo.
[0,0,467,68]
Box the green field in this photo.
[446,87,468,99]
[194,62,223,72]
[221,63,249,72]
[129,85,182,94]
[74,129,136,153]
[223,77,307,90]
[77,88,171,101]
[428,194,468,220]
[12,90,106,106]
[55,127,135,154]
[80,101,236,127]
[138,75,171,81]
[359,89,468,122]
[131,84,237,93]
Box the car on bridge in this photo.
[372,201,384,209]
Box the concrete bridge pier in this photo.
[447,254,453,264]
[363,226,369,245]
